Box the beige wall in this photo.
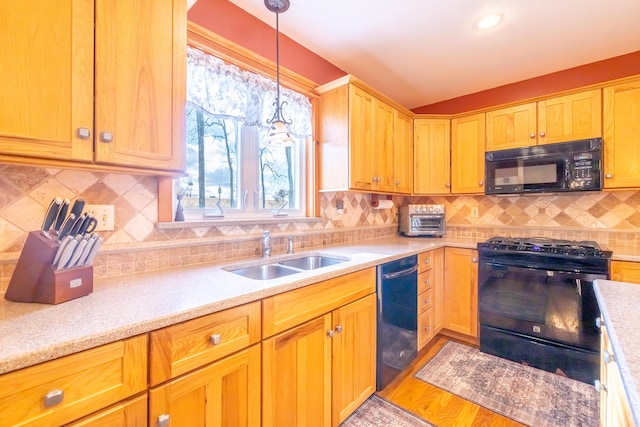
[2,163,640,291]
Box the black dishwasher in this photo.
[376,255,418,390]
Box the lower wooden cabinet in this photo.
[0,335,147,427]
[611,260,640,284]
[599,323,633,426]
[443,247,479,339]
[149,344,261,427]
[67,394,147,427]
[417,248,444,350]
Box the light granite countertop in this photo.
[594,279,640,426]
[1,235,638,377]
[0,236,478,375]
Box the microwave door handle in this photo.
[382,265,418,280]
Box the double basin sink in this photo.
[225,254,349,280]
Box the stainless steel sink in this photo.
[278,255,346,270]
[228,264,300,280]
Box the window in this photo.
[175,46,312,219]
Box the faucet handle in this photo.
[287,235,294,254]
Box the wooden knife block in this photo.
[5,231,93,304]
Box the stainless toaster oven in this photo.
[398,204,445,237]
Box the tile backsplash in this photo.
[2,163,640,291]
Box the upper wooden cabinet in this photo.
[603,79,640,189]
[414,118,451,194]
[451,113,485,194]
[394,110,414,194]
[0,0,186,174]
[317,76,413,194]
[486,89,602,151]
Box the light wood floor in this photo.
[377,335,526,427]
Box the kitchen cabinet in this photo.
[262,268,376,426]
[597,321,634,426]
[417,248,444,350]
[603,79,640,188]
[317,76,414,194]
[148,301,261,427]
[0,335,147,427]
[451,113,485,194]
[485,90,602,151]
[611,260,640,284]
[394,110,414,194]
[67,395,147,427]
[414,118,451,194]
[443,247,478,338]
[149,345,261,427]
[0,0,185,174]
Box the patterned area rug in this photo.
[341,395,434,426]
[414,342,599,427]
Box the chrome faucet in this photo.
[287,235,294,254]
[261,231,271,257]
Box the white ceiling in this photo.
[228,0,640,109]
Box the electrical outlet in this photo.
[84,204,115,231]
[471,207,479,218]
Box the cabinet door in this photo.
[394,110,413,194]
[262,315,332,427]
[349,85,375,191]
[451,113,485,194]
[414,118,451,194]
[537,89,602,145]
[67,395,147,427]
[600,326,634,427]
[332,294,377,425]
[443,247,478,337]
[372,99,395,192]
[94,0,185,171]
[485,103,537,151]
[611,261,640,284]
[603,80,640,188]
[0,1,94,162]
[149,345,261,427]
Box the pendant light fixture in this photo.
[265,0,294,146]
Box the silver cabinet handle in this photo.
[530,132,535,138]
[604,350,615,364]
[396,180,400,186]
[327,330,334,338]
[44,389,64,408]
[424,325,430,332]
[158,414,170,427]
[595,317,604,328]
[424,259,430,265]
[539,131,546,138]
[471,257,478,263]
[478,181,484,186]
[423,278,430,285]
[605,173,613,179]
[594,380,607,393]
[77,128,91,139]
[445,183,450,188]
[425,298,430,305]
[210,333,221,345]
[335,325,343,333]
[100,131,113,143]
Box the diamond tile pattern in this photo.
[1,163,640,291]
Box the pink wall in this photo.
[187,0,346,85]
[412,50,640,114]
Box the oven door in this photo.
[478,260,602,351]
[408,214,445,236]
[485,156,567,194]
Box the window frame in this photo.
[158,22,320,223]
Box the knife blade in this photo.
[76,234,98,266]
[66,238,88,269]
[56,238,78,270]
[68,213,87,237]
[57,213,76,242]
[41,197,63,239]
[53,198,70,234]
[83,236,104,266]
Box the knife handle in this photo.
[69,199,86,219]
[57,213,76,241]
[41,197,63,238]
[53,199,70,233]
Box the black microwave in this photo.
[485,138,603,195]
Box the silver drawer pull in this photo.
[158,413,170,427]
[604,350,615,364]
[210,333,222,345]
[423,279,430,285]
[77,127,91,139]
[100,131,114,143]
[44,389,64,407]
[335,325,343,333]
[425,299,430,305]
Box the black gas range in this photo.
[477,236,611,384]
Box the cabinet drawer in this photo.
[418,269,434,294]
[418,288,434,314]
[263,268,376,338]
[418,308,434,350]
[0,335,147,427]
[67,394,147,427]
[418,251,434,273]
[149,301,261,386]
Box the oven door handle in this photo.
[382,265,418,280]
[484,261,601,279]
